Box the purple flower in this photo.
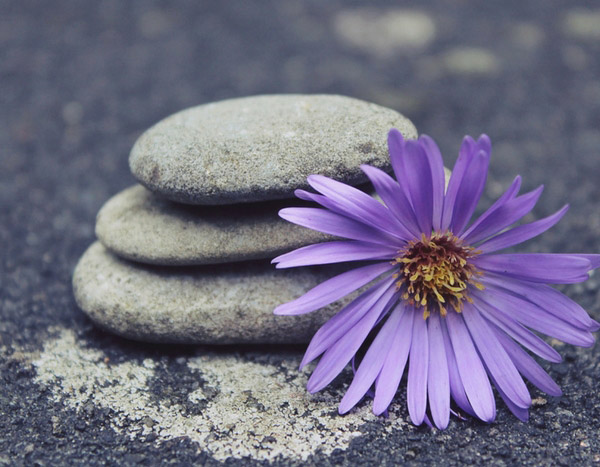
[272,129,600,429]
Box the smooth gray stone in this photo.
[96,185,333,266]
[73,242,360,345]
[129,94,417,205]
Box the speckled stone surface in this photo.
[73,242,355,344]
[96,184,333,265]
[129,94,417,204]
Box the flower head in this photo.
[272,129,600,429]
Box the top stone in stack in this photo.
[73,94,417,344]
[129,94,417,206]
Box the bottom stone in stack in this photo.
[73,242,360,345]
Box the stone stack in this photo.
[72,94,417,344]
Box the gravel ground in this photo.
[2,1,600,465]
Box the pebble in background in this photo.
[73,94,418,344]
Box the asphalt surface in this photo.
[2,0,600,465]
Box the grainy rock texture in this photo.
[129,94,417,204]
[73,242,355,344]
[96,184,333,265]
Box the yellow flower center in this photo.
[393,233,483,319]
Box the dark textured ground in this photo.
[2,0,600,465]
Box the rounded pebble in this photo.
[129,94,417,204]
[73,242,361,345]
[96,185,334,266]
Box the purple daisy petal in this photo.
[440,318,477,417]
[359,164,421,238]
[473,253,592,284]
[307,174,410,240]
[494,331,562,397]
[422,414,434,429]
[458,175,522,240]
[274,262,394,316]
[339,305,404,414]
[427,312,450,429]
[482,274,598,331]
[477,205,569,253]
[477,286,595,347]
[473,295,562,363]
[294,187,411,237]
[446,310,496,422]
[403,141,434,234]
[300,275,397,369]
[462,304,531,409]
[488,371,530,422]
[272,241,398,268]
[451,150,491,235]
[419,135,446,231]
[482,283,594,335]
[572,254,600,269]
[279,207,404,247]
[476,133,492,153]
[407,310,429,425]
[292,189,414,241]
[462,186,543,245]
[441,136,478,231]
[387,129,409,196]
[306,281,397,393]
[372,304,413,415]
[294,189,348,216]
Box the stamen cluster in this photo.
[394,233,483,318]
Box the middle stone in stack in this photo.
[77,94,417,345]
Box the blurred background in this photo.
[2,0,600,464]
[3,1,600,270]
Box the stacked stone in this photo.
[72,95,417,344]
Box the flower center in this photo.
[393,233,483,319]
